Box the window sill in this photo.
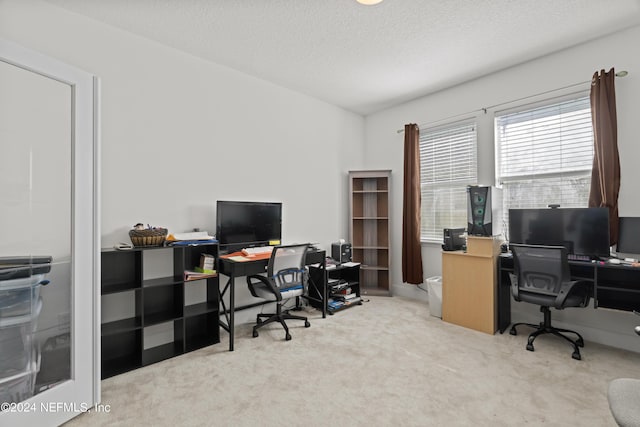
[421,239,442,245]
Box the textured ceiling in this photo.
[43,0,640,115]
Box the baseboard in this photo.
[390,282,429,302]
[511,308,640,353]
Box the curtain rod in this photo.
[396,70,629,134]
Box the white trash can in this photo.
[426,276,442,318]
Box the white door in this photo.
[0,39,99,426]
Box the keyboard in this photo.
[241,246,274,256]
[568,254,591,262]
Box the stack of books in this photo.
[327,298,344,310]
[328,283,361,309]
[331,291,361,306]
[184,253,217,281]
[196,253,215,274]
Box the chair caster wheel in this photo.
[572,352,581,360]
[509,328,517,336]
[253,330,259,338]
[576,338,584,347]
[305,321,310,328]
[526,343,534,352]
[285,333,292,341]
[256,318,262,325]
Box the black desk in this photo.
[497,254,640,333]
[218,249,326,351]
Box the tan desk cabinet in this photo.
[441,236,501,334]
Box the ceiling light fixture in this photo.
[357,0,383,5]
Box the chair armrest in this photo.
[508,273,520,302]
[554,280,589,309]
[246,274,281,300]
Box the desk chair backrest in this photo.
[267,244,309,290]
[510,244,571,300]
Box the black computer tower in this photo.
[467,185,502,236]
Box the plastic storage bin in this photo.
[0,256,52,281]
[426,276,442,318]
[0,257,50,406]
[0,274,45,319]
[0,350,40,406]
[0,298,41,378]
[0,325,32,379]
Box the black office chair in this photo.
[246,244,310,341]
[509,244,591,360]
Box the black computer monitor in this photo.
[616,217,640,255]
[216,200,282,249]
[508,207,610,258]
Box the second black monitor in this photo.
[508,207,610,258]
[616,217,640,255]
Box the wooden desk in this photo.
[441,236,501,334]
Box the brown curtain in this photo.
[402,123,424,284]
[589,68,620,246]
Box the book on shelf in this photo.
[332,292,356,300]
[332,286,352,295]
[343,296,361,305]
[184,269,217,281]
[330,281,351,291]
[341,262,360,267]
[200,253,215,270]
[327,298,344,310]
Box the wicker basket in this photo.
[129,228,168,247]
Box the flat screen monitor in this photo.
[216,200,282,248]
[616,217,640,255]
[508,207,610,258]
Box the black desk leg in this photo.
[229,275,235,351]
[323,268,327,318]
[498,266,512,333]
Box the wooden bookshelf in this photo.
[349,170,391,296]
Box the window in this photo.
[495,95,594,236]
[420,120,477,241]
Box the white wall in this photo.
[364,25,640,352]
[0,0,365,322]
[0,0,365,249]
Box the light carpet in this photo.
[64,296,640,426]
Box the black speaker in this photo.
[467,186,502,236]
[331,242,352,263]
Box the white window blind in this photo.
[420,121,477,241]
[495,95,594,236]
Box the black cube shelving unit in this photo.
[100,243,220,379]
